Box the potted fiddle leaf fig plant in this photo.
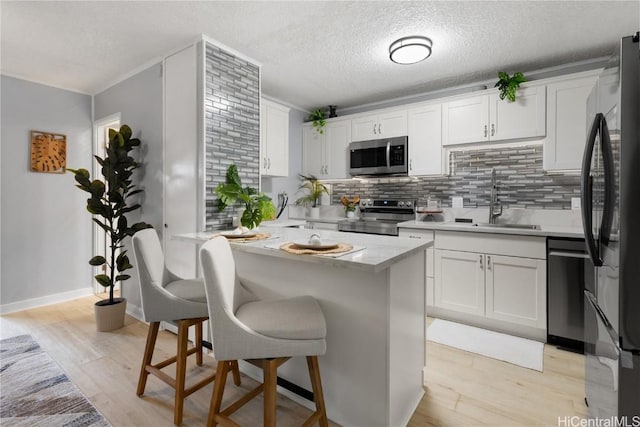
[295,174,329,218]
[68,124,152,332]
[216,164,276,229]
[495,71,527,102]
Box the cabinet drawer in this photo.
[435,231,545,259]
[399,228,434,241]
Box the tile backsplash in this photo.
[204,42,261,229]
[330,143,580,210]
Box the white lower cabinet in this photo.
[434,249,485,315]
[433,231,547,330]
[485,254,546,328]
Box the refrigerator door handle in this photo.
[599,117,615,246]
[581,113,603,267]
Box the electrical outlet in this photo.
[451,197,463,208]
[571,197,581,210]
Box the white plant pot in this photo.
[346,210,355,218]
[309,207,320,218]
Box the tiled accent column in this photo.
[204,43,260,229]
[330,144,580,210]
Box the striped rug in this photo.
[0,334,111,426]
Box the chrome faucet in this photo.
[489,168,503,224]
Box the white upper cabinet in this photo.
[324,119,351,179]
[302,119,351,179]
[302,125,324,177]
[407,102,443,176]
[443,86,546,145]
[442,95,489,145]
[351,109,407,142]
[260,99,290,177]
[543,73,598,171]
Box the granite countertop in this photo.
[398,220,584,239]
[173,227,430,273]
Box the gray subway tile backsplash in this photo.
[331,144,580,209]
[204,42,260,230]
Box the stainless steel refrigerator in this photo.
[581,32,640,418]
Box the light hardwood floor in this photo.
[0,296,587,426]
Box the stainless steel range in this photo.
[337,199,415,236]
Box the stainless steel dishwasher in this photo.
[547,238,591,352]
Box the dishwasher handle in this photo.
[548,250,590,259]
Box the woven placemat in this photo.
[280,242,353,255]
[211,232,271,243]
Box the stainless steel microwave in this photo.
[349,136,408,176]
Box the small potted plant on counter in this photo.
[216,164,276,229]
[341,195,360,218]
[295,174,329,218]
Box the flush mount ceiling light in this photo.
[389,36,432,65]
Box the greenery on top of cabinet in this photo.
[495,71,527,102]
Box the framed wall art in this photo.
[30,130,67,173]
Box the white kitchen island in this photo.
[174,227,430,427]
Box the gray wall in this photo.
[1,76,93,307]
[94,63,163,308]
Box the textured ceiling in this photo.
[1,1,638,112]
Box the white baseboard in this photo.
[0,288,95,315]
[125,303,144,322]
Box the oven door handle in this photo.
[548,251,590,259]
[386,141,391,169]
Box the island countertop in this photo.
[173,226,430,274]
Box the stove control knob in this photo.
[366,200,373,207]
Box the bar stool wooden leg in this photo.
[207,360,230,427]
[195,320,203,366]
[137,321,160,396]
[174,320,189,425]
[306,356,328,427]
[231,360,241,386]
[263,359,278,427]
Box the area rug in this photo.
[427,319,544,371]
[0,334,111,426]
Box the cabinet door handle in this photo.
[378,123,382,134]
[487,255,492,270]
[267,158,271,169]
[491,124,495,136]
[479,254,484,269]
[484,125,488,138]
[373,124,377,135]
[409,159,412,170]
[263,157,267,168]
